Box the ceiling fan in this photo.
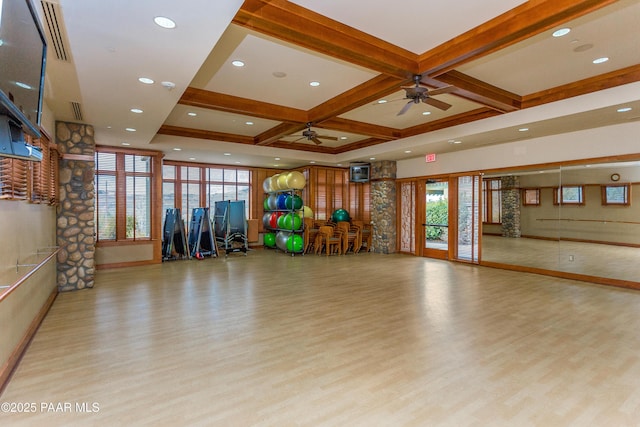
[397,75,456,116]
[290,122,338,145]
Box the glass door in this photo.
[424,179,449,259]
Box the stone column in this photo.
[56,122,95,291]
[370,161,396,254]
[501,175,521,238]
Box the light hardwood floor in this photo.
[3,249,640,426]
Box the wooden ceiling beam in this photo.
[233,0,418,79]
[319,117,399,141]
[157,125,256,145]
[179,87,308,123]
[255,123,307,146]
[401,108,502,138]
[522,64,640,108]
[419,0,617,77]
[308,75,407,124]
[430,71,522,112]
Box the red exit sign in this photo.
[425,153,437,163]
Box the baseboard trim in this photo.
[0,286,58,396]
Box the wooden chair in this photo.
[303,217,319,254]
[352,220,372,252]
[336,221,361,254]
[317,225,342,255]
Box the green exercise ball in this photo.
[332,208,350,223]
[277,213,287,229]
[263,198,269,211]
[264,232,276,248]
[286,234,304,253]
[282,213,302,230]
[285,194,303,210]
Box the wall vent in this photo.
[71,102,83,121]
[41,1,70,62]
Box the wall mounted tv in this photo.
[0,0,47,161]
[349,163,370,183]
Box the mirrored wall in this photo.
[481,158,640,286]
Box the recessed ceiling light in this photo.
[121,142,130,146]
[377,100,387,104]
[452,140,462,144]
[223,153,231,156]
[235,161,241,164]
[370,157,376,160]
[272,71,286,78]
[519,128,529,132]
[310,161,316,164]
[125,128,136,132]
[337,163,342,166]
[245,121,254,125]
[130,108,143,114]
[189,157,196,161]
[232,60,245,67]
[138,77,154,84]
[187,112,197,117]
[16,82,32,90]
[274,157,281,161]
[404,150,412,154]
[422,111,431,116]
[173,147,181,151]
[154,16,176,29]
[592,57,609,64]
[340,136,348,140]
[309,81,320,87]
[617,107,632,113]
[552,28,571,37]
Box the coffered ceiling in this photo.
[41,0,640,169]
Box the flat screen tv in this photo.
[349,163,370,183]
[0,0,47,160]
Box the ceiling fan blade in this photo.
[317,135,338,141]
[423,97,452,111]
[397,100,414,116]
[311,137,323,145]
[290,136,305,143]
[427,85,456,96]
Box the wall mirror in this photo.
[480,158,640,286]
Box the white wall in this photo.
[397,121,640,178]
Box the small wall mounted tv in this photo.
[0,0,47,161]
[349,163,370,183]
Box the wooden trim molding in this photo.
[0,286,57,395]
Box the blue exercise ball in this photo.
[276,193,288,210]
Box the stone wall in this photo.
[501,175,521,238]
[56,122,95,291]
[370,161,397,254]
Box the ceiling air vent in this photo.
[40,1,70,62]
[71,102,83,121]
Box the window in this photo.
[482,178,502,224]
[162,161,252,227]
[522,188,540,206]
[601,184,630,206]
[553,185,584,205]
[95,150,154,242]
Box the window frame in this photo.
[522,188,540,206]
[601,183,631,206]
[94,147,157,243]
[553,185,585,206]
[482,178,502,224]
